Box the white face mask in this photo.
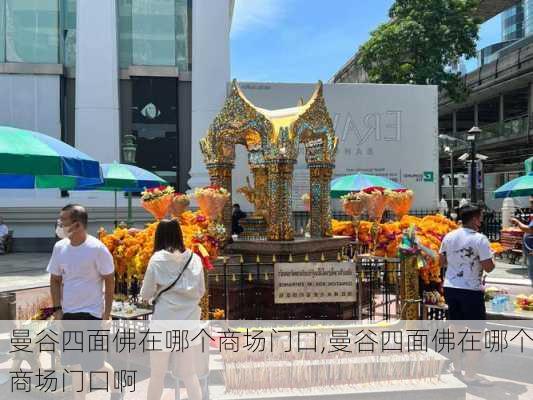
[56,220,76,239]
[55,225,68,239]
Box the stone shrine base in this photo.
[211,236,355,319]
[225,236,352,263]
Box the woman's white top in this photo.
[140,249,205,320]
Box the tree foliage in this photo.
[357,0,480,102]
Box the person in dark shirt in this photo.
[231,204,246,235]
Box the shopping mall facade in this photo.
[0,0,233,248]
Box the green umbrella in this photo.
[0,126,102,188]
[494,173,533,198]
[74,163,168,226]
[330,173,405,198]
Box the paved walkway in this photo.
[0,253,50,292]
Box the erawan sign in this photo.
[233,82,439,211]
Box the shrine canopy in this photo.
[200,79,338,168]
[199,79,339,241]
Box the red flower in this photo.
[203,257,214,270]
[205,185,221,190]
[195,215,207,223]
[363,186,385,194]
[394,188,408,193]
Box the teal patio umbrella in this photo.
[330,173,405,198]
[494,173,533,198]
[0,126,102,188]
[76,163,168,226]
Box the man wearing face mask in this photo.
[47,204,118,399]
[47,204,115,321]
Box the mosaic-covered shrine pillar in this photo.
[309,163,334,238]
[250,165,269,220]
[206,162,233,240]
[267,160,295,241]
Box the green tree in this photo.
[357,0,480,101]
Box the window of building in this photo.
[131,77,178,185]
[118,0,133,68]
[62,0,76,67]
[119,0,190,70]
[525,0,533,36]
[175,0,189,71]
[132,0,175,66]
[5,0,60,64]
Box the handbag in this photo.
[152,252,194,309]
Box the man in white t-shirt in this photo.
[440,205,495,320]
[47,204,120,399]
[440,205,495,386]
[47,204,115,320]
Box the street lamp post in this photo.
[444,146,455,209]
[122,134,137,226]
[467,126,481,205]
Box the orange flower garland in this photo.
[490,242,505,254]
[331,213,459,284]
[99,209,222,281]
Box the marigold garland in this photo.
[99,210,221,281]
[332,214,459,284]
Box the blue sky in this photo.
[231,0,502,82]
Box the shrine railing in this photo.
[206,255,401,322]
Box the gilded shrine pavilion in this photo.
[200,80,338,241]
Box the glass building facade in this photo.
[502,3,525,41]
[0,0,192,189]
[524,0,533,36]
[0,0,60,64]
[501,1,533,41]
[0,0,190,69]
[118,0,190,70]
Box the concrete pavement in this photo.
[0,253,50,292]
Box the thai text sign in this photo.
[274,262,356,304]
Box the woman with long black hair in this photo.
[140,219,205,400]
